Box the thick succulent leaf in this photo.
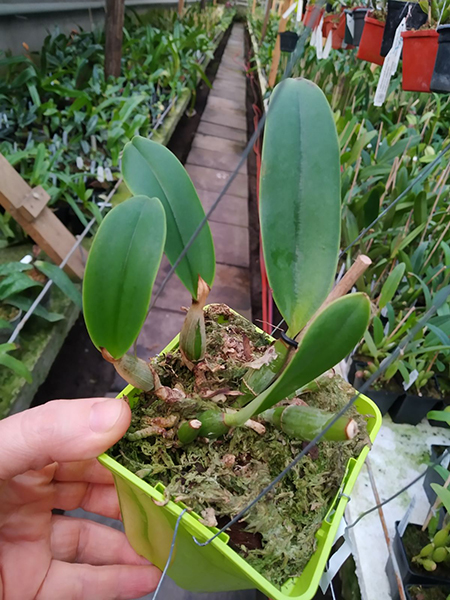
[122,136,215,299]
[379,263,405,309]
[0,272,41,301]
[259,78,341,335]
[83,195,166,359]
[0,350,32,383]
[233,293,371,423]
[431,484,450,514]
[427,410,450,426]
[35,260,82,308]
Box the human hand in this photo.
[0,398,161,600]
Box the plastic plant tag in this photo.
[398,496,416,536]
[296,0,303,22]
[315,16,325,58]
[283,2,297,19]
[346,13,355,38]
[76,156,84,169]
[374,18,406,106]
[20,255,33,265]
[403,369,419,391]
[319,518,352,592]
[323,30,332,59]
[97,165,105,183]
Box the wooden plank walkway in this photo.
[111,23,252,374]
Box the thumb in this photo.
[0,398,131,480]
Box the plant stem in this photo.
[261,404,359,441]
[179,276,210,366]
[101,348,155,391]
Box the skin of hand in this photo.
[0,397,161,600]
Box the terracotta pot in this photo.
[401,29,439,92]
[357,14,385,65]
[303,4,324,29]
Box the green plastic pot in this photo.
[98,319,382,599]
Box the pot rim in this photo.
[401,28,439,38]
[364,14,386,26]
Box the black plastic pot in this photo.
[349,359,402,415]
[406,584,450,600]
[423,445,450,504]
[380,0,428,56]
[428,399,450,429]
[344,9,355,44]
[431,25,450,93]
[393,522,450,588]
[389,392,439,425]
[279,31,299,52]
[353,8,369,46]
[366,389,402,415]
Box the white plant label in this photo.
[315,16,325,58]
[374,18,406,107]
[310,23,317,46]
[346,13,355,38]
[323,30,332,59]
[97,165,105,183]
[282,1,297,19]
[403,368,419,391]
[20,254,33,265]
[296,0,303,22]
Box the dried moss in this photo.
[409,585,450,600]
[109,304,370,589]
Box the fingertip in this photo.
[89,398,130,435]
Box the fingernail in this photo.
[89,399,124,433]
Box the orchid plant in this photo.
[83,77,371,445]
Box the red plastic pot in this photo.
[401,29,439,92]
[357,14,385,65]
[323,14,335,38]
[333,12,346,49]
[303,4,325,29]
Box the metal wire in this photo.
[339,144,450,259]
[346,450,450,531]
[152,508,188,600]
[192,287,450,548]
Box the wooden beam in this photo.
[261,0,274,41]
[252,0,258,15]
[178,0,185,17]
[268,0,291,88]
[0,154,86,280]
[104,0,125,78]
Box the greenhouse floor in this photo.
[110,22,252,396]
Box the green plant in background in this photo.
[413,481,450,572]
[0,343,32,383]
[0,257,82,382]
[83,78,371,445]
[417,0,450,27]
[247,10,450,395]
[0,4,235,249]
